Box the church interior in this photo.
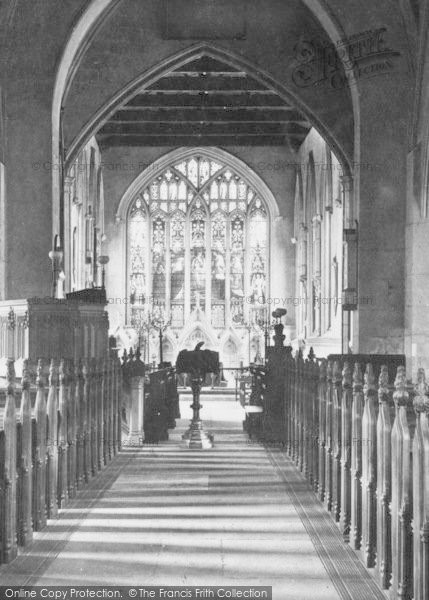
[0,1,428,599]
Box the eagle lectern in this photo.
[176,342,220,449]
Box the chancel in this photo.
[0,1,428,599]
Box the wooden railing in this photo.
[251,342,429,600]
[0,355,122,565]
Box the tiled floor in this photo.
[0,398,385,599]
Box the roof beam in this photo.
[95,57,311,152]
[98,134,302,147]
[99,122,309,136]
[148,74,267,92]
[125,93,292,108]
[109,109,309,125]
[171,70,248,77]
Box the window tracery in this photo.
[127,154,269,330]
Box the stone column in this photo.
[297,223,308,338]
[312,214,322,335]
[299,223,308,282]
[341,174,357,352]
[125,375,145,446]
[341,175,354,230]
[63,175,74,294]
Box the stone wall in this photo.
[292,128,344,356]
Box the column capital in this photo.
[64,175,74,190]
[340,173,354,191]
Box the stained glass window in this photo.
[190,205,206,311]
[127,154,269,329]
[151,213,166,306]
[170,211,185,326]
[211,211,227,327]
[128,199,147,306]
[249,204,267,307]
[230,214,245,324]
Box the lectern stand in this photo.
[176,342,219,450]
[182,376,214,449]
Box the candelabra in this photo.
[252,309,273,362]
[150,301,172,367]
[98,255,109,289]
[272,308,287,348]
[130,306,152,363]
[131,300,171,365]
[243,319,263,365]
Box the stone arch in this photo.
[161,332,175,365]
[178,325,217,353]
[51,0,360,273]
[65,42,353,176]
[222,336,240,370]
[52,0,122,243]
[218,327,244,369]
[52,0,360,165]
[219,325,242,347]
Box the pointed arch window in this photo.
[127,154,270,329]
